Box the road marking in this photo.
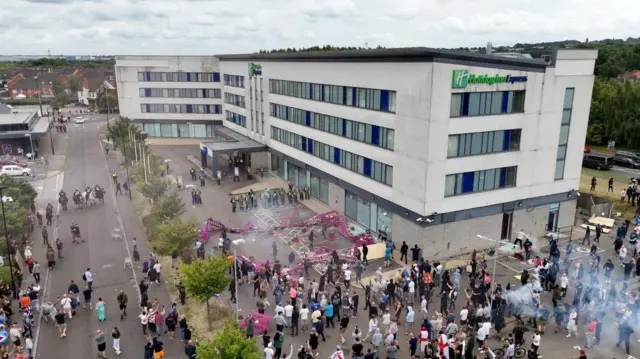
[102,264,113,269]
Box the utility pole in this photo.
[121,137,132,200]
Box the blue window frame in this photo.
[445,166,517,197]
[451,91,525,118]
[447,129,521,158]
[213,72,220,82]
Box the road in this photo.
[30,117,180,359]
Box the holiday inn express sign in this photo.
[452,69,528,89]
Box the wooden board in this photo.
[580,224,611,234]
[588,216,615,228]
[357,242,387,260]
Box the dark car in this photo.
[613,154,640,169]
[0,159,28,168]
[582,153,614,170]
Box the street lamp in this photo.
[476,234,510,323]
[231,238,245,319]
[0,189,18,300]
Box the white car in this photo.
[74,118,86,124]
[0,165,32,177]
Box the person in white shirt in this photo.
[382,310,391,333]
[264,342,274,359]
[459,307,469,326]
[566,310,578,338]
[531,332,541,354]
[344,269,352,289]
[560,273,569,297]
[153,262,162,284]
[60,294,73,318]
[139,310,149,335]
[408,280,415,304]
[420,296,428,320]
[364,317,378,342]
[299,305,310,331]
[284,302,294,327]
[619,246,628,261]
[504,339,515,358]
[84,269,93,289]
[275,304,284,316]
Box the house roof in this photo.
[11,78,39,90]
[36,73,60,86]
[84,76,105,92]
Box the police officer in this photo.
[190,168,196,181]
[230,197,237,213]
[249,189,255,208]
[112,172,117,184]
[200,173,205,187]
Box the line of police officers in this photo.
[230,185,312,212]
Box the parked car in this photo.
[74,118,86,124]
[584,145,591,153]
[0,159,28,168]
[0,165,32,177]
[582,153,614,170]
[613,154,640,169]
[615,151,640,162]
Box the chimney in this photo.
[486,42,493,55]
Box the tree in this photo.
[97,92,118,112]
[67,75,80,94]
[179,256,232,329]
[196,321,262,359]
[138,180,167,202]
[52,83,69,108]
[142,192,185,235]
[148,217,197,263]
[0,201,30,240]
[0,176,37,209]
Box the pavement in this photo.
[149,143,640,359]
[28,115,181,359]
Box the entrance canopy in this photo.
[200,126,267,172]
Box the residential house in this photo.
[78,74,115,105]
[619,70,640,81]
[35,72,68,98]
[9,78,40,98]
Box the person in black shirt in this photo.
[411,245,420,263]
[408,333,417,357]
[363,348,375,359]
[262,331,271,348]
[83,286,93,310]
[55,312,67,337]
[400,242,409,264]
[351,338,364,357]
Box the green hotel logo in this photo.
[249,63,262,77]
[452,69,528,89]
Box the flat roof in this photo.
[0,109,36,125]
[0,115,50,139]
[216,47,548,71]
[201,126,267,153]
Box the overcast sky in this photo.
[1,0,638,56]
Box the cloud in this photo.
[1,0,639,55]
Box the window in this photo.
[139,88,221,98]
[555,88,574,180]
[270,103,394,150]
[224,74,245,88]
[141,104,221,114]
[450,90,526,117]
[225,111,246,127]
[445,166,517,196]
[137,72,220,82]
[268,79,396,113]
[271,126,392,186]
[447,129,521,157]
[224,93,246,108]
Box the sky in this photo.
[0,0,638,56]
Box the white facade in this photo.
[215,49,597,258]
[114,56,223,138]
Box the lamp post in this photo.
[231,238,245,319]
[24,134,34,156]
[120,137,132,200]
[0,189,18,300]
[476,234,509,323]
[47,116,55,155]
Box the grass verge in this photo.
[582,168,629,182]
[129,186,231,340]
[579,173,637,219]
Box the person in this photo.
[83,285,93,310]
[25,333,33,359]
[112,327,121,355]
[84,268,93,289]
[95,330,107,359]
[184,340,196,358]
[264,342,275,359]
[352,338,364,359]
[55,310,67,337]
[152,337,164,359]
[116,290,128,320]
[97,297,106,322]
[400,241,409,264]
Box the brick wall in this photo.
[328,182,345,214]
[392,212,504,261]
